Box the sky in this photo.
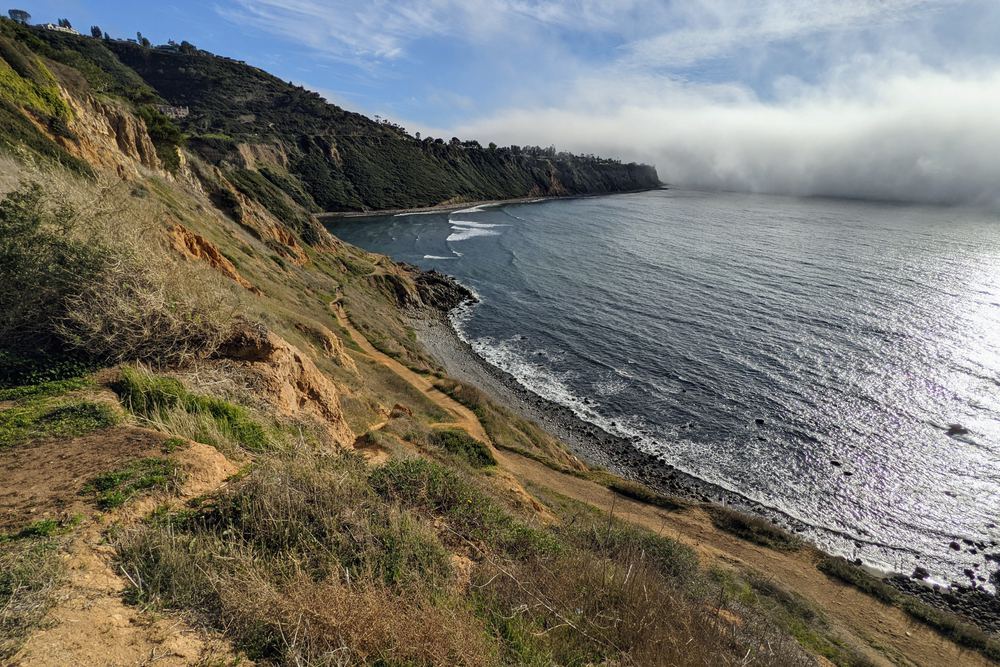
[15,1,1000,205]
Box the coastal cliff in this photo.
[1,16,997,667]
[104,39,660,212]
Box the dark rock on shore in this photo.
[889,575,1000,635]
[946,423,970,436]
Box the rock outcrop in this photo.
[168,223,260,293]
[216,325,355,447]
[58,89,161,176]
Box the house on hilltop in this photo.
[41,23,80,35]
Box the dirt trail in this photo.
[12,440,244,667]
[333,303,488,443]
[334,302,549,516]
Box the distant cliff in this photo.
[102,41,660,212]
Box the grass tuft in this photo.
[113,366,269,452]
[707,505,802,551]
[0,538,64,661]
[82,457,182,510]
[430,428,496,467]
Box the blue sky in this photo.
[14,1,1000,205]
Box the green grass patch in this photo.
[706,505,801,551]
[113,366,269,452]
[818,556,1000,662]
[1,515,81,542]
[0,349,95,391]
[0,375,90,402]
[82,457,181,510]
[0,399,120,448]
[430,428,496,467]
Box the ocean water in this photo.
[327,189,1000,589]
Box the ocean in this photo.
[326,188,1000,590]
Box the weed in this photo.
[160,436,188,453]
[83,458,182,509]
[1,515,81,541]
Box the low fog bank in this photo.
[451,68,1000,208]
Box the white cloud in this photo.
[442,66,1000,207]
[620,0,957,68]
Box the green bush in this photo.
[430,428,496,467]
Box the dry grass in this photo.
[114,445,819,666]
[0,538,64,661]
[706,505,802,551]
[0,177,241,366]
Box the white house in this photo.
[41,23,80,35]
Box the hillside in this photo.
[1,15,997,667]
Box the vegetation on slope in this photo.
[0,180,239,367]
[102,38,659,212]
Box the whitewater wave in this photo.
[423,255,457,260]
[394,210,444,217]
[448,219,508,229]
[450,325,898,567]
[453,203,502,215]
[447,227,502,242]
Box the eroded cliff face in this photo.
[28,87,163,177]
[168,223,261,294]
[215,325,356,448]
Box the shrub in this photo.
[0,182,238,366]
[707,506,801,551]
[430,428,496,467]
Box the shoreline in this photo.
[413,313,805,513]
[317,186,667,220]
[411,305,1000,634]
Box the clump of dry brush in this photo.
[0,177,241,367]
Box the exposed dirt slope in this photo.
[10,434,244,666]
